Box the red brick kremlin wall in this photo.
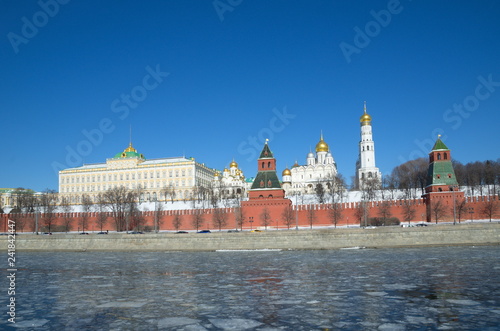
[1,195,497,233]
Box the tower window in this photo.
[437,153,441,160]
[444,153,448,160]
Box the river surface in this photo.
[2,246,500,330]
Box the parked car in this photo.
[227,230,239,233]
[401,224,414,228]
[175,231,188,234]
[79,232,89,235]
[197,230,211,233]
[128,231,144,234]
[251,229,262,232]
[96,231,108,234]
[416,223,428,227]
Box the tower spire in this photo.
[129,125,132,146]
[364,101,367,114]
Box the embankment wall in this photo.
[3,223,499,252]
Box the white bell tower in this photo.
[356,101,381,188]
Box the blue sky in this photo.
[1,0,499,192]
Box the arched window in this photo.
[268,161,271,168]
[262,162,265,169]
[437,153,441,160]
[444,153,448,160]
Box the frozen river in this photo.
[3,246,500,330]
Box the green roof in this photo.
[113,151,144,159]
[259,142,274,159]
[426,161,458,187]
[250,171,282,190]
[432,137,449,151]
[113,143,145,159]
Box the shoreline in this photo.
[3,223,500,252]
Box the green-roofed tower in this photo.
[242,140,291,230]
[250,140,282,191]
[425,135,458,192]
[423,135,464,223]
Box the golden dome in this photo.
[229,160,238,168]
[282,168,291,176]
[124,143,137,153]
[315,133,329,152]
[360,101,372,125]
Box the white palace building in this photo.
[58,143,216,203]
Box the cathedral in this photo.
[282,132,338,195]
[213,160,247,198]
[282,102,381,195]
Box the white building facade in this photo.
[213,160,247,197]
[58,143,216,203]
[282,133,338,195]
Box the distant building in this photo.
[213,160,247,198]
[356,102,381,188]
[282,132,338,195]
[58,143,216,203]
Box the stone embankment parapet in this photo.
[3,223,499,252]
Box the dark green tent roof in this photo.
[259,142,274,159]
[432,137,449,151]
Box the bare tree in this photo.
[212,208,228,231]
[234,206,245,231]
[12,188,36,212]
[162,184,176,204]
[259,207,271,230]
[377,201,392,225]
[79,194,93,233]
[39,189,58,233]
[355,202,369,227]
[191,209,205,232]
[430,200,447,224]
[456,199,467,224]
[480,199,499,222]
[328,203,343,229]
[326,174,346,204]
[306,205,316,229]
[9,212,26,233]
[315,183,326,204]
[95,193,109,232]
[172,212,183,231]
[102,186,137,232]
[152,199,164,232]
[402,200,416,225]
[59,196,74,233]
[129,204,146,231]
[281,205,295,230]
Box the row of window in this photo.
[62,169,193,184]
[61,179,194,193]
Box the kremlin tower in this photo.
[422,136,464,222]
[241,140,291,228]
